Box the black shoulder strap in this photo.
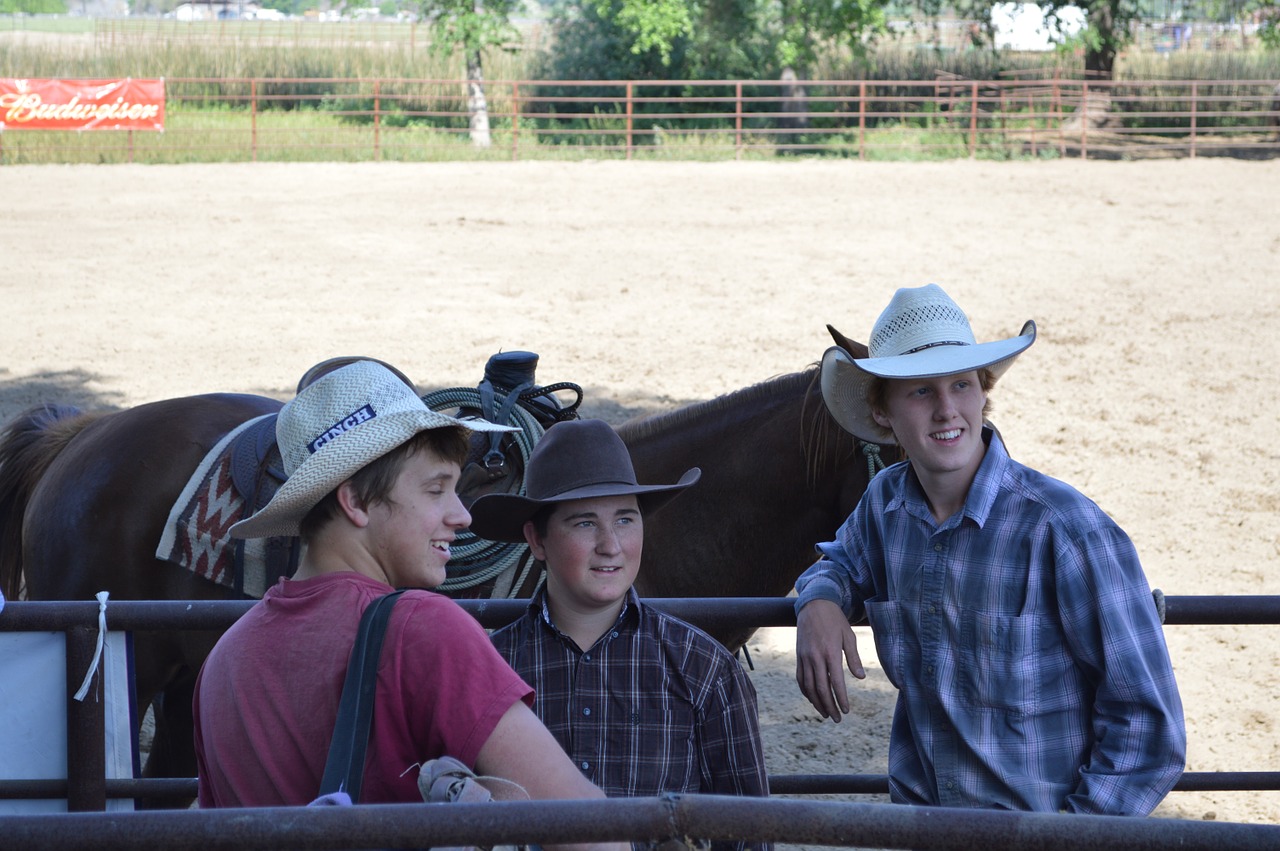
[318,589,407,803]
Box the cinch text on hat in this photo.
[308,404,377,454]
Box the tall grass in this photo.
[816,43,1078,82]
[1,23,535,80]
[1120,49,1280,81]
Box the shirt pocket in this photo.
[864,599,908,691]
[620,707,698,794]
[959,610,1039,715]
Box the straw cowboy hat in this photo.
[820,283,1036,443]
[231,359,514,540]
[467,418,701,544]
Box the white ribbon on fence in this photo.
[73,591,110,702]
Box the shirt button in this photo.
[581,761,589,771]
[928,605,936,613]
[933,544,943,552]
[582,707,591,716]
[946,781,955,790]
[584,654,591,662]
[611,631,619,639]
[927,665,935,674]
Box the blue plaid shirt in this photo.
[795,427,1185,815]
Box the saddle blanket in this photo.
[155,414,278,598]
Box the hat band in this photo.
[901,340,967,356]
[308,404,377,454]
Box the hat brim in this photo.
[467,467,701,544]
[230,409,515,540]
[820,320,1035,443]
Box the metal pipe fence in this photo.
[3,794,1280,851]
[1,595,1278,814]
[2,77,1277,164]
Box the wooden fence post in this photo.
[1080,82,1089,161]
[1189,81,1198,159]
[626,82,634,160]
[512,81,521,162]
[735,81,742,160]
[969,81,978,158]
[251,79,258,163]
[1054,69,1064,158]
[858,81,866,161]
[373,79,381,162]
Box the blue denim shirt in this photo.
[795,427,1185,814]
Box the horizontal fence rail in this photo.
[3,795,1280,851]
[1,595,1278,813]
[1,77,1277,164]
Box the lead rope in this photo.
[420,388,543,595]
[860,441,888,479]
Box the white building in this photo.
[170,1,267,20]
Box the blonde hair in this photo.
[865,368,997,444]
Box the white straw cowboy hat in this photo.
[231,360,515,540]
[467,418,700,544]
[820,284,1036,443]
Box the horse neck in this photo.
[619,369,869,599]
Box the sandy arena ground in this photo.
[1,159,1278,839]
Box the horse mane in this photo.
[618,367,820,441]
[616,366,866,492]
[0,404,101,599]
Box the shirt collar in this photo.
[959,425,1009,529]
[534,585,643,639]
[892,425,1007,530]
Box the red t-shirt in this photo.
[194,572,533,807]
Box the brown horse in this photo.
[0,332,894,803]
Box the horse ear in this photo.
[826,324,869,359]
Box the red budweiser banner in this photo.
[0,78,165,131]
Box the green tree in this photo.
[542,0,892,80]
[638,0,889,72]
[945,0,1139,78]
[418,0,525,146]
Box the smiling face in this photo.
[363,447,472,590]
[527,494,643,617]
[872,370,989,501]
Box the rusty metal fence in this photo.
[1,77,1277,164]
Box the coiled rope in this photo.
[420,387,542,595]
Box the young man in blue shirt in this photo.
[795,284,1185,815]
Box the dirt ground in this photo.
[1,159,1278,837]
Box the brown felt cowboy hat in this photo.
[467,418,700,544]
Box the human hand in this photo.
[795,599,864,722]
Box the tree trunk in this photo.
[1084,4,1117,80]
[466,50,491,149]
[779,67,810,134]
